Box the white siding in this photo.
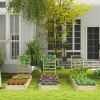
[81,5,100,60]
[20,17,36,54]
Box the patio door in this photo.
[87,27,99,59]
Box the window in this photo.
[47,19,81,58]
[48,20,62,50]
[74,19,81,50]
[87,27,99,59]
[10,15,19,59]
[47,19,62,58]
[66,23,73,50]
[66,19,81,58]
[0,15,6,55]
[0,2,6,8]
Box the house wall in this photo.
[1,17,36,73]
[20,17,36,54]
[0,0,36,73]
[81,5,100,60]
[36,4,100,61]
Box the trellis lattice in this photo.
[71,55,84,68]
[43,55,57,74]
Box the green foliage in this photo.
[57,66,65,70]
[43,54,56,64]
[8,0,49,23]
[1,70,100,100]
[43,54,56,61]
[75,77,96,86]
[17,54,30,67]
[8,0,91,24]
[62,41,69,49]
[46,0,91,56]
[0,50,4,69]
[47,0,91,25]
[70,67,88,79]
[25,40,43,66]
[95,69,100,78]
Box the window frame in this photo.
[0,2,6,8]
[10,15,20,60]
[47,19,81,59]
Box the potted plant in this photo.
[62,41,68,61]
[0,50,4,88]
[25,40,43,67]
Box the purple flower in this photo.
[40,74,59,85]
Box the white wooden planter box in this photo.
[39,84,60,90]
[5,76,32,90]
[71,78,96,90]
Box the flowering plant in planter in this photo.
[40,74,59,85]
[7,79,27,85]
[6,74,31,85]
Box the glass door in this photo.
[87,27,99,59]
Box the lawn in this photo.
[0,69,100,100]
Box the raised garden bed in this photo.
[5,74,32,90]
[71,78,96,90]
[39,74,60,90]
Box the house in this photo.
[0,0,36,73]
[0,0,100,73]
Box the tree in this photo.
[8,0,50,23]
[8,0,91,58]
[45,0,91,58]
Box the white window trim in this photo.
[6,15,21,64]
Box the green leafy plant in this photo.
[95,69,100,78]
[57,66,65,70]
[25,40,43,66]
[70,67,88,79]
[43,54,56,65]
[75,77,96,86]
[17,54,30,67]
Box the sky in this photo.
[75,0,100,4]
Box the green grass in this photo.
[0,69,100,100]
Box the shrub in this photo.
[25,40,43,66]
